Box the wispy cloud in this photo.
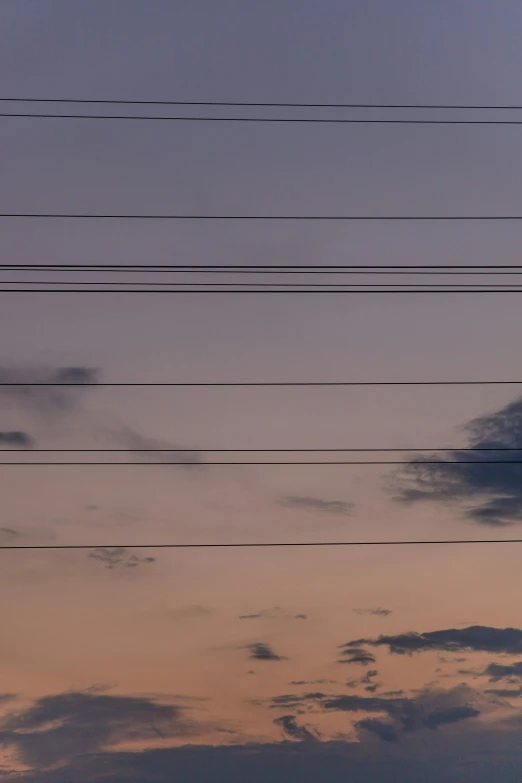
[0,528,20,543]
[0,364,98,417]
[239,607,307,621]
[169,606,214,621]
[103,425,203,465]
[270,686,480,742]
[246,643,286,662]
[338,647,377,666]
[0,431,34,448]
[279,496,355,516]
[353,608,392,617]
[88,547,156,570]
[273,714,320,742]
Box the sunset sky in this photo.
[2,2,522,781]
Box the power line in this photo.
[2,460,522,465]
[5,264,522,271]
[0,380,517,387]
[4,447,522,453]
[3,98,522,110]
[1,538,522,550]
[6,281,522,289]
[4,287,522,293]
[6,112,522,125]
[3,214,522,220]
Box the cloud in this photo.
[0,431,34,448]
[290,680,338,686]
[0,364,98,416]
[239,607,307,621]
[346,672,380,691]
[353,608,392,617]
[485,688,522,698]
[105,425,203,465]
[247,643,286,662]
[391,396,522,526]
[88,547,156,570]
[15,722,522,783]
[279,496,355,516]
[338,647,377,666]
[270,686,480,742]
[273,715,320,742]
[170,605,214,621]
[344,626,522,656]
[355,718,399,742]
[0,528,20,543]
[482,662,522,681]
[0,690,195,768]
[421,705,480,729]
[0,363,202,468]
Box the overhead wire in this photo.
[2,447,522,453]
[6,112,522,125]
[2,538,522,550]
[4,287,522,293]
[0,380,518,386]
[3,214,522,220]
[2,459,522,465]
[4,98,522,110]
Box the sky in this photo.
[2,1,522,780]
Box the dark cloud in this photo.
[239,607,307,621]
[279,496,355,516]
[273,715,319,742]
[270,692,328,709]
[0,690,194,768]
[422,705,479,729]
[88,547,156,570]
[482,662,522,681]
[0,431,34,448]
[353,608,392,617]
[269,686,479,741]
[392,397,522,526]
[0,364,98,416]
[345,626,522,656]
[16,722,522,783]
[355,718,399,742]
[12,728,522,783]
[338,647,377,666]
[247,643,286,662]
[290,680,337,687]
[485,688,522,698]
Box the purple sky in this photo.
[2,2,522,781]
